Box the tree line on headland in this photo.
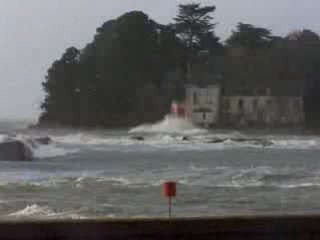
[39,2,320,128]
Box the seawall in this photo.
[1,215,320,239]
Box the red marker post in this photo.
[162,181,177,217]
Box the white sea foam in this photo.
[53,133,90,145]
[0,134,8,143]
[54,133,132,146]
[51,127,320,152]
[10,134,79,159]
[172,166,320,189]
[9,170,320,190]
[282,182,320,189]
[189,164,209,172]
[129,115,207,135]
[94,176,133,185]
[8,204,86,219]
[73,174,184,188]
[8,204,53,217]
[33,144,78,159]
[1,164,319,205]
[269,139,319,150]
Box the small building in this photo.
[179,84,305,128]
[184,85,221,126]
[222,95,304,128]
[176,51,305,128]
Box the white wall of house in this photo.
[222,96,304,126]
[192,112,215,124]
[185,85,221,125]
[183,85,304,127]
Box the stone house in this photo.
[222,95,304,128]
[180,85,305,128]
[184,85,221,127]
[169,51,305,128]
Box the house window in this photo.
[207,90,213,104]
[224,99,230,111]
[238,99,244,111]
[193,92,199,105]
[253,99,258,111]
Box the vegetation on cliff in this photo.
[40,3,320,128]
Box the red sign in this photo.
[162,182,177,198]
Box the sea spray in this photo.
[129,115,207,135]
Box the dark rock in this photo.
[231,138,248,143]
[231,138,274,147]
[0,140,33,161]
[131,136,145,141]
[208,138,226,144]
[23,137,52,149]
[25,139,38,148]
[34,137,52,145]
[256,139,273,147]
[182,136,190,141]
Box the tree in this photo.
[96,12,166,112]
[284,29,320,126]
[40,47,81,125]
[40,11,184,127]
[226,23,275,51]
[174,2,216,50]
[286,29,320,42]
[40,4,320,128]
[174,2,218,82]
[199,32,223,55]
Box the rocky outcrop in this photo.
[0,140,33,161]
[232,138,273,146]
[34,137,52,145]
[182,136,191,141]
[208,138,226,144]
[23,136,52,149]
[0,135,55,161]
[130,136,145,141]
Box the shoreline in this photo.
[32,121,320,136]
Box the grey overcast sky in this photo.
[0,0,319,120]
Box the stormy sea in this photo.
[1,116,320,220]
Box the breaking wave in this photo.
[32,144,78,159]
[51,126,320,151]
[2,169,320,191]
[53,133,132,146]
[16,134,78,159]
[0,134,8,143]
[182,166,320,189]
[25,168,320,190]
[129,115,207,135]
[52,133,320,151]
[7,204,86,219]
[269,139,319,149]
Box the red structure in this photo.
[171,102,186,117]
[162,182,177,198]
[162,182,177,217]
